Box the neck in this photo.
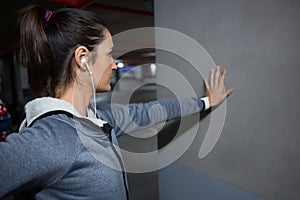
[59,83,93,117]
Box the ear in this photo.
[74,46,89,68]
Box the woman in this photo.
[0,5,233,200]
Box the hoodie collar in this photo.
[19,97,107,130]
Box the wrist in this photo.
[200,96,211,111]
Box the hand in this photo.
[205,66,233,107]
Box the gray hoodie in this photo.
[0,97,205,199]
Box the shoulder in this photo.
[21,112,78,139]
[1,113,80,187]
[17,113,79,162]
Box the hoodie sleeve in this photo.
[97,97,205,137]
[0,117,77,198]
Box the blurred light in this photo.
[117,62,124,68]
[150,63,156,76]
[49,0,93,7]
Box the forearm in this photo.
[97,96,209,136]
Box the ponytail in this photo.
[18,5,108,98]
[18,5,52,97]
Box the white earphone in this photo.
[81,57,87,63]
[81,57,97,118]
[81,57,93,76]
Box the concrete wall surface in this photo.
[155,0,300,199]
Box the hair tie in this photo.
[45,10,53,22]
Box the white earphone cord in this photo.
[84,61,97,118]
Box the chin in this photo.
[96,85,111,93]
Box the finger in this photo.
[225,88,234,97]
[210,68,214,88]
[215,66,221,86]
[204,79,209,90]
[221,69,227,84]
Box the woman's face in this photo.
[90,30,117,92]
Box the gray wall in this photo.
[155,0,300,199]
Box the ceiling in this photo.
[0,0,155,65]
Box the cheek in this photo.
[95,64,112,91]
[94,62,107,81]
[101,63,112,77]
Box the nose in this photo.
[111,61,117,70]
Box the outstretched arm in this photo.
[97,97,206,137]
[97,66,233,137]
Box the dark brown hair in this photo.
[18,5,108,97]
